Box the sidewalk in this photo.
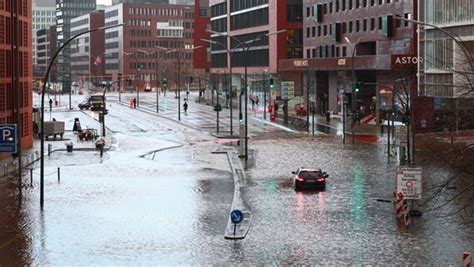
[1,106,112,177]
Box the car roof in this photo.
[299,168,321,172]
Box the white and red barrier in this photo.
[393,191,411,226]
[464,252,471,267]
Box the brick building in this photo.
[0,0,33,157]
[208,0,303,99]
[104,3,196,92]
[279,0,417,122]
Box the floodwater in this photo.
[1,93,472,265]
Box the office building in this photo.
[208,0,303,102]
[70,11,106,92]
[104,3,195,91]
[36,25,57,79]
[279,0,416,123]
[33,0,56,74]
[0,0,34,155]
[55,0,97,94]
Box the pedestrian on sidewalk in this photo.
[251,97,255,110]
[256,96,259,107]
[183,101,188,113]
[274,101,279,117]
[133,97,137,108]
[49,98,53,112]
[326,111,331,123]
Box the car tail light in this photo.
[296,176,304,182]
[317,178,325,182]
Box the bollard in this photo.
[30,168,33,186]
[48,144,52,156]
[464,252,472,267]
[57,167,60,183]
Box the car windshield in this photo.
[299,171,321,179]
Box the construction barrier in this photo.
[394,191,411,226]
[464,252,472,267]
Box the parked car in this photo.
[292,168,328,191]
[78,100,91,110]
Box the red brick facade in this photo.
[0,0,33,158]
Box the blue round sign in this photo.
[230,209,243,224]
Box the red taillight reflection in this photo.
[296,176,304,182]
[317,178,325,182]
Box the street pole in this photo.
[136,66,140,108]
[39,23,123,208]
[156,52,159,113]
[229,53,233,135]
[177,51,181,121]
[263,73,267,120]
[216,81,220,133]
[244,46,249,160]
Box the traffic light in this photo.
[270,78,274,88]
[239,112,244,124]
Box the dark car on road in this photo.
[292,168,328,191]
[78,98,91,110]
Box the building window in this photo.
[306,49,310,58]
[363,0,367,7]
[323,25,327,35]
[371,18,375,30]
[306,27,310,38]
[342,0,346,11]
[349,0,353,9]
[378,16,383,30]
[312,48,316,58]
[363,19,367,31]
[404,13,410,26]
[396,14,401,27]
[336,0,340,12]
[318,25,321,36]
[312,26,316,37]
[329,1,333,13]
[371,0,375,6]
[342,46,347,57]
[356,20,360,32]
[306,7,310,17]
[349,21,353,32]
[356,0,360,8]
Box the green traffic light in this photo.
[355,88,360,93]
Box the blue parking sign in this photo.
[0,124,17,154]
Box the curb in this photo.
[213,149,252,239]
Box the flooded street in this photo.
[1,94,473,265]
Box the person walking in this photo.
[274,101,279,118]
[133,97,137,108]
[183,101,188,113]
[49,98,53,112]
[256,96,259,107]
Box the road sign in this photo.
[0,124,17,154]
[396,166,422,200]
[230,209,243,224]
[281,81,294,100]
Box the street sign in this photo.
[0,124,17,154]
[396,166,422,200]
[230,209,243,224]
[281,81,295,100]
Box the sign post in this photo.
[230,209,243,236]
[396,166,422,200]
[0,124,17,154]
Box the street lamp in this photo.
[115,51,135,102]
[207,29,287,160]
[345,36,361,144]
[201,38,235,136]
[162,46,202,121]
[39,23,123,208]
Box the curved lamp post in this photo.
[207,29,286,160]
[39,23,123,208]
[200,38,234,136]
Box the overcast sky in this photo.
[97,0,111,5]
